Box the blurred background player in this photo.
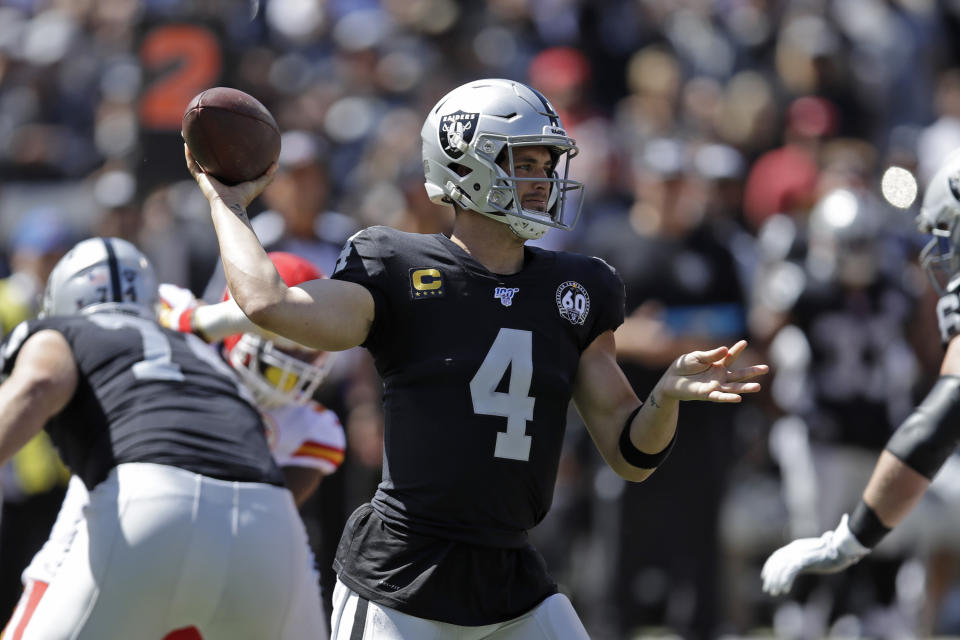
[757,184,924,637]
[761,151,960,637]
[0,237,324,639]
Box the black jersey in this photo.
[789,275,919,449]
[0,313,284,490]
[331,226,624,623]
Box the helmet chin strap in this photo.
[444,181,476,210]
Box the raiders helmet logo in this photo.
[439,111,479,159]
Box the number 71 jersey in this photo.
[332,226,625,546]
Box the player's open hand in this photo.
[185,144,277,210]
[659,340,768,403]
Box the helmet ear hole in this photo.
[449,163,471,177]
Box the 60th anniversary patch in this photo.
[556,281,590,325]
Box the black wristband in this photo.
[848,500,891,549]
[619,404,677,469]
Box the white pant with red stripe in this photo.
[4,463,324,640]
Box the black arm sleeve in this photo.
[885,375,960,479]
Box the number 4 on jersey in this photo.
[469,328,535,461]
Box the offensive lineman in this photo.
[761,152,960,597]
[0,237,324,639]
[189,78,769,638]
[6,251,345,640]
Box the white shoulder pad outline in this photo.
[332,228,369,276]
[0,320,32,373]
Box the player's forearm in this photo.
[862,450,931,529]
[624,380,680,467]
[0,381,49,465]
[0,333,76,465]
[208,197,287,324]
[192,297,258,341]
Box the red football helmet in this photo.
[222,252,333,408]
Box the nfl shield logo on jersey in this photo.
[494,287,519,307]
[556,281,590,325]
[439,111,478,159]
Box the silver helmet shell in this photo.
[917,151,960,294]
[421,78,584,240]
[805,188,883,288]
[41,237,158,319]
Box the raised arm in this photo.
[573,334,766,482]
[185,146,374,351]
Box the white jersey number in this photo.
[89,314,185,381]
[89,314,254,402]
[469,328,535,461]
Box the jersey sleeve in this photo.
[586,255,626,345]
[1,320,38,377]
[330,227,392,349]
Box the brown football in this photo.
[182,87,280,185]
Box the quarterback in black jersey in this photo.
[190,78,768,639]
[763,153,960,597]
[0,238,324,639]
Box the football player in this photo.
[0,237,324,639]
[188,78,768,639]
[761,152,960,597]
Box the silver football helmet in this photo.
[41,237,158,319]
[917,150,960,294]
[223,333,333,408]
[421,78,584,240]
[805,188,883,288]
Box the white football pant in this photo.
[4,463,324,640]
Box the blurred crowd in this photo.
[2,0,960,638]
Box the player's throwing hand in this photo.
[184,144,277,212]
